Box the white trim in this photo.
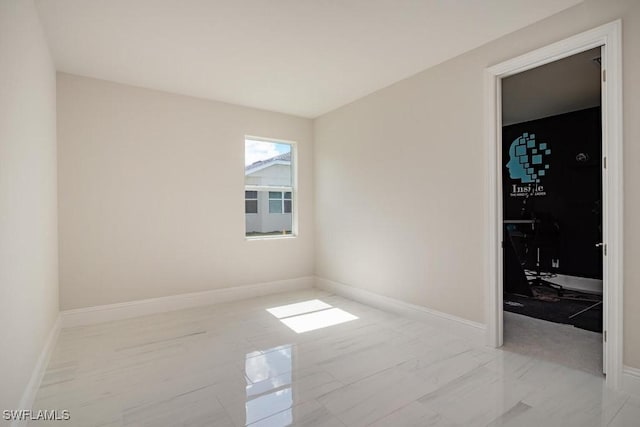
[315,277,485,345]
[622,366,640,397]
[13,315,61,427]
[243,135,298,237]
[61,276,314,328]
[484,20,624,390]
[245,235,296,242]
[245,135,298,146]
[245,185,292,192]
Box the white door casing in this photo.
[484,20,623,390]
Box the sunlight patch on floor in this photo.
[267,300,358,333]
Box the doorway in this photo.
[501,47,604,375]
[484,20,624,390]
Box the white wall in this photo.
[0,0,59,415]
[57,73,314,310]
[314,0,640,369]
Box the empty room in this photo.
[1,1,639,426]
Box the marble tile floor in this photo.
[31,289,638,426]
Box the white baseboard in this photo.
[61,276,314,328]
[622,366,640,397]
[13,315,61,427]
[315,277,486,345]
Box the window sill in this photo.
[245,234,297,241]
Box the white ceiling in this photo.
[502,47,601,126]
[36,0,583,118]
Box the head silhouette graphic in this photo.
[506,133,550,184]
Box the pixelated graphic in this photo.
[506,133,551,183]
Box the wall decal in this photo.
[506,133,551,197]
[506,133,551,184]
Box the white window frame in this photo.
[244,136,298,239]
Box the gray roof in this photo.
[245,151,291,172]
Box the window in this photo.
[268,191,292,214]
[245,191,258,214]
[245,138,295,237]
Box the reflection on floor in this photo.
[32,289,636,426]
[503,311,603,376]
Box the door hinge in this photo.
[501,241,504,249]
[603,69,606,82]
[604,156,607,169]
[604,330,607,342]
[604,244,607,256]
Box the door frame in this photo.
[483,20,623,389]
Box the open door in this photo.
[486,20,624,390]
[500,46,606,374]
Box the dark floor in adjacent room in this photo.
[504,288,602,333]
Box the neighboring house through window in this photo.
[244,138,295,237]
